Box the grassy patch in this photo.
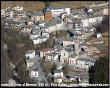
[63,81,78,84]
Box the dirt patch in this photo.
[50,1,106,9]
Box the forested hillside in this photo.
[89,56,109,84]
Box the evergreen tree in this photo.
[51,63,57,74]
[89,56,109,84]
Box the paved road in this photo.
[33,55,50,87]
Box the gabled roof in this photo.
[54,69,63,73]
[34,36,47,40]
[69,53,77,58]
[65,48,73,52]
[77,58,95,63]
[45,53,58,57]
[32,29,41,34]
[26,50,35,54]
[63,37,78,41]
[67,71,88,77]
[81,14,103,20]
[32,11,44,16]
[46,20,61,27]
[54,45,64,50]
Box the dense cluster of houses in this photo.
[1,3,108,85]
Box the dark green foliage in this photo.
[96,16,108,33]
[51,63,57,74]
[89,56,109,84]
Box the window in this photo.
[64,53,65,56]
[64,8,65,11]
[64,60,65,63]
[70,60,71,64]
[40,17,42,20]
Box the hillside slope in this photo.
[1,40,12,83]
[1,1,106,11]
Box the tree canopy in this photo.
[89,56,109,84]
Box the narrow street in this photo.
[33,55,50,87]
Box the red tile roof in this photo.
[34,68,38,71]
[27,25,32,28]
[40,48,52,52]
[90,54,105,56]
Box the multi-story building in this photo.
[45,4,71,17]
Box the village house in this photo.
[26,59,33,69]
[41,30,49,38]
[12,5,23,12]
[63,37,79,47]
[37,18,64,33]
[45,19,64,33]
[66,44,75,50]
[45,53,59,61]
[67,29,81,38]
[60,12,68,20]
[31,11,44,22]
[67,71,89,83]
[40,48,53,58]
[30,29,41,40]
[31,28,41,34]
[27,19,34,25]
[32,36,47,45]
[98,5,109,16]
[72,18,83,31]
[67,20,73,29]
[66,72,77,82]
[63,37,80,55]
[96,33,102,38]
[54,69,64,83]
[25,50,35,59]
[53,45,64,55]
[15,11,27,18]
[5,9,14,19]
[37,20,48,27]
[12,16,20,21]
[68,53,78,65]
[30,32,40,40]
[63,14,73,24]
[75,57,95,71]
[80,29,94,40]
[81,14,103,27]
[1,8,7,17]
[103,7,109,15]
[45,4,71,17]
[60,48,74,64]
[84,26,96,32]
[21,26,33,33]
